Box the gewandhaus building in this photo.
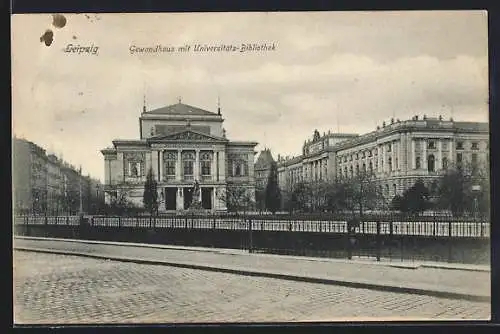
[277,115,489,203]
[101,100,258,212]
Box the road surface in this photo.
[14,251,490,324]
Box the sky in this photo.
[11,11,488,182]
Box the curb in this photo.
[13,236,490,273]
[14,246,490,303]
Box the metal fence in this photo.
[13,213,490,264]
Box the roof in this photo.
[453,122,489,132]
[255,149,275,169]
[144,102,220,116]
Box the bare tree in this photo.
[217,185,256,216]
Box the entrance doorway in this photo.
[184,187,193,210]
[202,188,213,209]
[165,187,177,210]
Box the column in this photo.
[422,139,427,171]
[399,134,404,171]
[176,187,184,210]
[411,139,416,169]
[176,149,182,181]
[377,146,382,173]
[212,150,217,181]
[159,150,165,182]
[391,142,395,172]
[438,140,443,170]
[247,151,254,179]
[382,145,386,173]
[212,187,217,211]
[449,138,454,164]
[151,150,159,180]
[195,149,200,181]
[219,150,226,181]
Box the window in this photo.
[200,152,212,175]
[355,164,359,175]
[124,153,145,178]
[355,153,359,160]
[164,151,176,176]
[428,141,436,149]
[369,162,373,173]
[393,184,397,196]
[456,141,464,150]
[416,157,421,169]
[165,161,175,176]
[471,142,479,150]
[201,161,211,175]
[349,166,353,177]
[387,144,392,153]
[368,151,372,157]
[471,153,478,167]
[456,153,463,165]
[442,157,448,170]
[362,163,366,173]
[233,160,247,177]
[182,152,195,176]
[362,151,366,159]
[388,157,392,171]
[427,154,435,172]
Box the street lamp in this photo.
[471,184,481,221]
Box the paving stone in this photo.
[13,251,490,324]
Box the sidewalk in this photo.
[13,236,491,302]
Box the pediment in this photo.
[149,130,227,142]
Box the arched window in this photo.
[428,154,435,172]
[200,151,212,176]
[416,157,421,169]
[164,151,177,176]
[442,157,448,170]
[182,151,195,176]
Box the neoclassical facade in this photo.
[101,101,258,212]
[278,116,489,203]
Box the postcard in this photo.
[12,11,490,324]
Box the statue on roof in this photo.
[313,129,320,142]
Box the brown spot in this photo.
[40,30,54,46]
[52,14,67,28]
[72,35,77,40]
[78,92,84,96]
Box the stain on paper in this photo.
[40,30,54,46]
[52,14,67,28]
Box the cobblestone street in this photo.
[13,251,490,324]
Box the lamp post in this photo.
[471,184,481,221]
[79,167,83,215]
